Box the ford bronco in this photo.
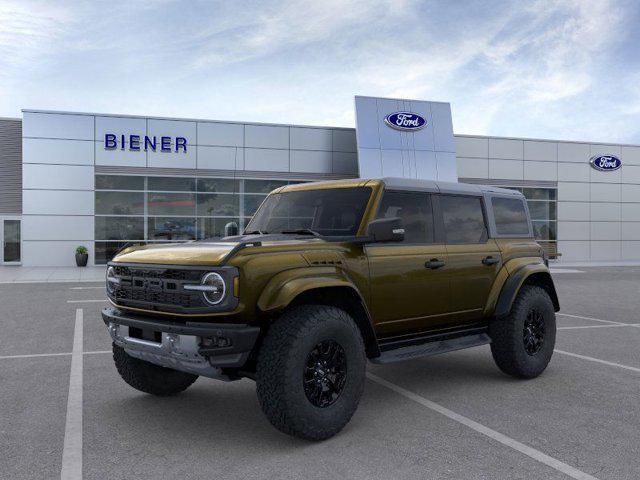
[102,177,559,440]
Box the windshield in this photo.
[245,187,372,236]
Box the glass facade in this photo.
[500,186,557,246]
[94,175,306,264]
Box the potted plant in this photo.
[75,246,88,267]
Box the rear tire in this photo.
[256,304,366,441]
[489,285,556,379]
[113,344,198,396]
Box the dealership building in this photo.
[0,95,639,267]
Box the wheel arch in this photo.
[495,265,560,317]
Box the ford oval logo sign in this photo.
[384,112,427,131]
[590,155,622,172]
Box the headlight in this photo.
[106,266,119,294]
[184,272,226,305]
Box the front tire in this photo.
[113,344,198,396]
[489,285,556,379]
[256,304,366,441]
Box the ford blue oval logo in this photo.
[384,112,427,131]
[590,155,622,171]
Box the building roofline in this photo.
[20,109,355,131]
[454,133,640,148]
[0,116,21,122]
[354,95,450,105]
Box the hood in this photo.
[112,234,327,266]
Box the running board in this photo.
[371,333,491,364]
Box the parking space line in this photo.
[61,309,83,480]
[367,373,599,480]
[67,299,106,304]
[84,350,110,355]
[0,350,110,360]
[69,286,104,290]
[557,313,626,326]
[558,324,640,330]
[555,349,640,373]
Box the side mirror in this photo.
[224,221,239,237]
[366,217,404,243]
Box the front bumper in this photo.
[102,307,260,379]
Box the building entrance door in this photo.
[0,217,21,264]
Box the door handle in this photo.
[482,256,499,266]
[425,259,445,269]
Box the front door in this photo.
[438,195,501,324]
[1,218,21,264]
[366,191,450,338]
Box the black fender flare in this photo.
[495,264,560,317]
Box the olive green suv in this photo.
[102,177,559,440]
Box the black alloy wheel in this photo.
[303,340,347,408]
[523,308,545,355]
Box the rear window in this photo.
[492,197,530,235]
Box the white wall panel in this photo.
[23,190,94,215]
[524,141,557,161]
[197,146,238,170]
[488,159,523,180]
[489,139,523,160]
[290,128,332,151]
[431,102,455,153]
[622,241,640,259]
[558,202,589,221]
[558,162,590,182]
[622,165,640,183]
[524,161,557,181]
[590,183,620,202]
[591,144,621,157]
[622,223,640,240]
[557,241,589,261]
[415,150,438,180]
[590,241,621,261]
[558,182,589,201]
[95,144,147,167]
[357,149,381,177]
[558,142,590,163]
[95,116,146,143]
[245,125,289,149]
[290,150,332,173]
[622,185,640,202]
[590,203,620,222]
[557,221,589,240]
[22,240,95,267]
[332,152,358,175]
[380,150,404,177]
[457,157,488,179]
[622,203,640,221]
[435,152,457,182]
[590,222,620,240]
[590,166,621,184]
[147,149,196,169]
[23,164,94,190]
[332,130,357,152]
[197,122,243,147]
[23,138,94,166]
[621,146,640,166]
[22,215,93,241]
[23,112,94,140]
[244,148,289,171]
[147,119,196,143]
[454,136,488,158]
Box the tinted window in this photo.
[376,192,434,243]
[492,197,530,235]
[441,195,487,244]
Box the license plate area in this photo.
[129,326,162,343]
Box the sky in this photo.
[1,0,639,143]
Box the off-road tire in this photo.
[490,285,556,379]
[112,344,198,396]
[256,304,366,441]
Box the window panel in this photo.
[243,195,266,216]
[523,188,556,201]
[197,217,240,239]
[244,179,288,194]
[95,241,139,265]
[376,192,434,243]
[148,192,196,216]
[147,176,196,192]
[148,217,196,240]
[197,178,239,193]
[95,191,144,215]
[441,195,487,244]
[196,193,239,216]
[528,201,556,221]
[95,216,144,241]
[95,175,144,190]
[492,197,529,235]
[533,221,556,240]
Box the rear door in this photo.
[438,194,501,324]
[366,190,451,338]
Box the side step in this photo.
[371,333,491,364]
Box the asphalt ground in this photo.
[1,267,639,479]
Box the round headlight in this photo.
[201,272,226,305]
[106,266,117,294]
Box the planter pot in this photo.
[75,253,88,267]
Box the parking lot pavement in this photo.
[1,268,639,479]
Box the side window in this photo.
[440,195,487,244]
[376,191,434,243]
[492,197,530,235]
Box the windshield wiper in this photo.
[244,230,268,235]
[280,228,322,237]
